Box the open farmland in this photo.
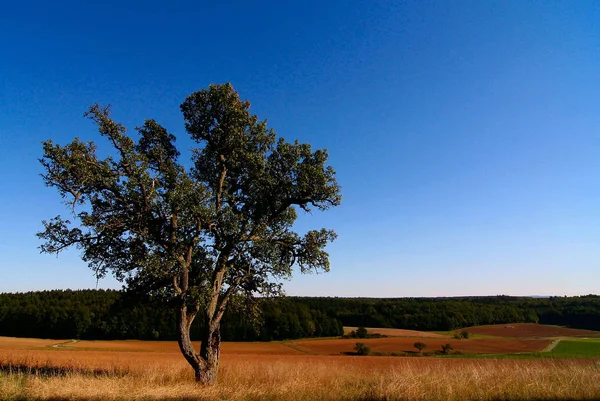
[549,340,600,357]
[2,325,600,400]
[467,323,600,338]
[343,326,448,338]
[1,347,600,400]
[290,337,551,355]
[0,337,64,350]
[67,340,301,355]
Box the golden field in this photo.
[2,332,600,400]
[342,327,448,338]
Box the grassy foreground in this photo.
[1,356,600,400]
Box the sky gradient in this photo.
[1,1,599,296]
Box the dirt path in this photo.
[51,340,79,349]
[543,339,560,352]
[281,342,315,355]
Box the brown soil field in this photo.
[344,326,449,338]
[0,337,64,350]
[290,337,551,355]
[467,323,600,338]
[68,340,301,355]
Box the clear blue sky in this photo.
[1,1,599,296]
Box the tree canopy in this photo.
[38,83,341,383]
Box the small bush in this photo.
[414,342,426,354]
[344,326,386,339]
[354,342,371,356]
[356,327,369,338]
[441,343,454,354]
[453,330,470,339]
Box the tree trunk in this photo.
[176,302,221,385]
[198,322,221,385]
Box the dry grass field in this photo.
[2,325,600,400]
[0,337,65,350]
[2,350,600,400]
[68,340,301,355]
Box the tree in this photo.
[356,326,369,338]
[354,342,371,356]
[38,83,341,384]
[414,341,426,354]
[453,329,470,339]
[441,343,454,354]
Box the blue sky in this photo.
[1,1,599,296]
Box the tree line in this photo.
[0,290,343,341]
[296,295,600,331]
[1,290,599,341]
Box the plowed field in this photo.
[290,337,551,355]
[467,323,600,338]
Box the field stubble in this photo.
[1,349,600,400]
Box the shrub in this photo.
[441,343,454,354]
[356,327,369,339]
[414,342,426,354]
[453,330,470,339]
[354,342,371,356]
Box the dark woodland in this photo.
[1,290,599,341]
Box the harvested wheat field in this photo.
[2,350,600,400]
[343,326,449,338]
[0,337,65,350]
[290,337,551,355]
[467,323,600,338]
[68,340,301,355]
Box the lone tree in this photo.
[414,341,426,354]
[38,83,341,384]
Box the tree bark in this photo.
[197,322,220,385]
[176,302,203,377]
[176,301,221,385]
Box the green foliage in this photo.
[38,84,341,380]
[346,326,386,339]
[0,290,343,341]
[39,84,341,303]
[355,326,368,338]
[37,84,343,383]
[292,295,600,332]
[348,326,369,338]
[454,330,470,339]
[354,342,371,356]
[4,291,600,342]
[414,342,426,353]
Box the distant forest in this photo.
[1,290,599,341]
